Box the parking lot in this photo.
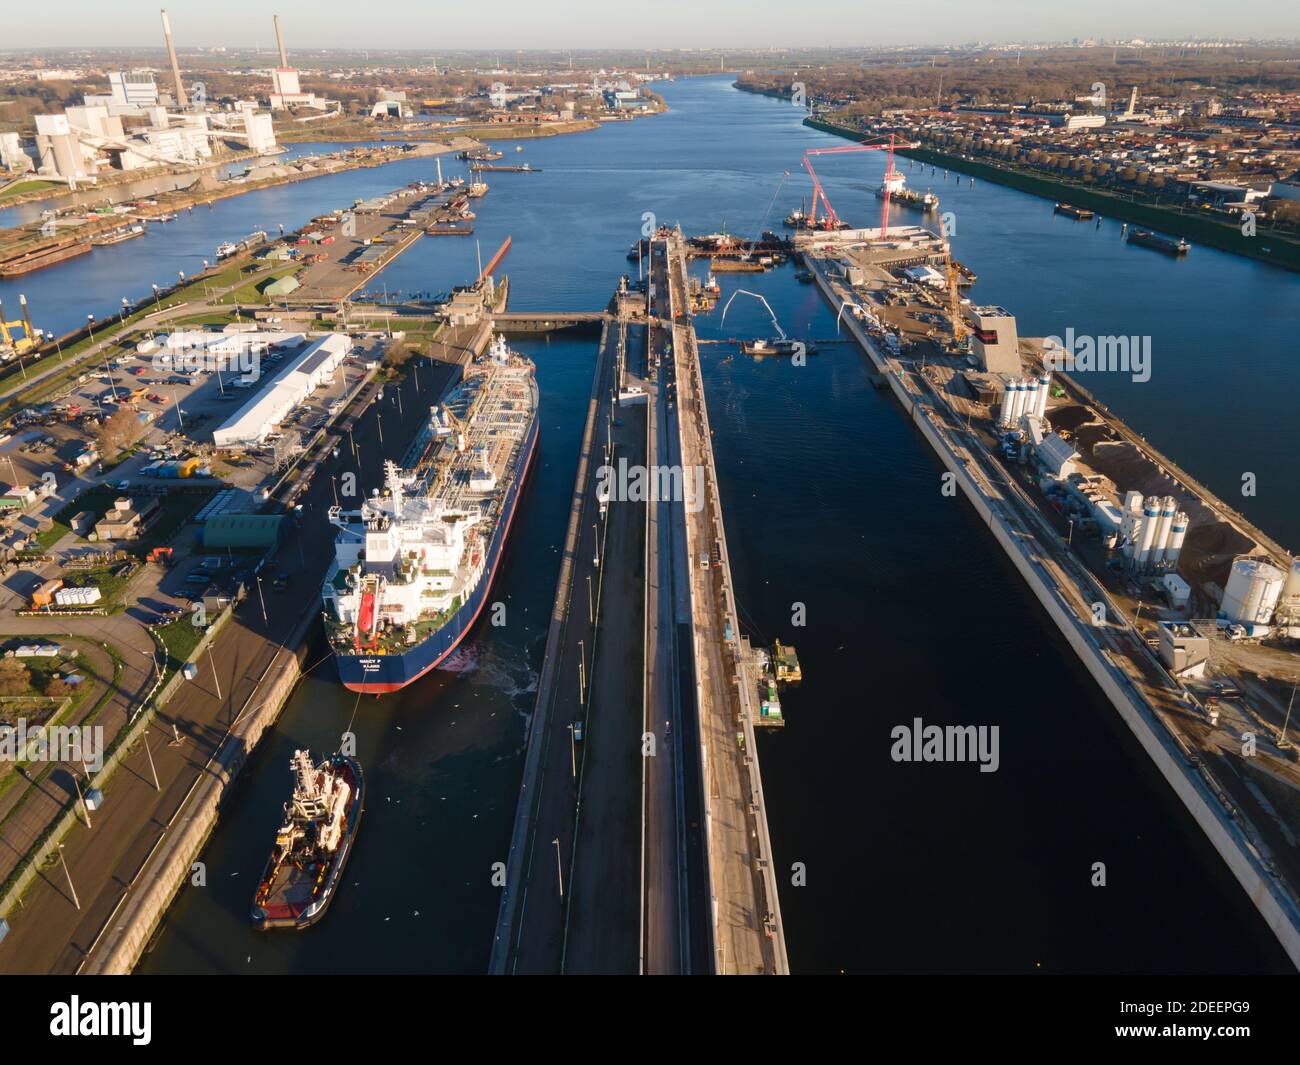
[44,331,385,491]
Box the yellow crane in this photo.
[943,247,969,352]
[0,294,41,357]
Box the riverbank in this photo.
[804,115,1300,273]
[0,146,281,215]
[279,118,604,144]
[0,141,461,275]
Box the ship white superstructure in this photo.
[323,336,537,656]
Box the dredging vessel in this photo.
[323,335,539,693]
[251,750,364,931]
[876,169,938,211]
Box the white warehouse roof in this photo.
[212,334,351,448]
[159,329,303,355]
[1036,432,1079,478]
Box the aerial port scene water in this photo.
[1,0,1299,1047]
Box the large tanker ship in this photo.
[323,335,538,693]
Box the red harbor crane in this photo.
[802,134,918,238]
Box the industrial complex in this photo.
[0,7,1298,1036]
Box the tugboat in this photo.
[739,337,816,357]
[251,750,364,930]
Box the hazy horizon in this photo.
[4,0,1300,52]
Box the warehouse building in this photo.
[157,329,303,358]
[212,334,351,448]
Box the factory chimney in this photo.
[274,15,289,69]
[160,9,186,107]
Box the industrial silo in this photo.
[1034,374,1051,419]
[1220,557,1286,626]
[1165,512,1189,566]
[1136,496,1161,570]
[1150,497,1177,565]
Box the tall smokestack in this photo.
[160,9,186,106]
[274,15,289,68]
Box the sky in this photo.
[4,0,1299,51]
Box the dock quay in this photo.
[491,287,634,973]
[279,181,467,306]
[801,245,1300,970]
[0,142,458,278]
[492,249,789,974]
[0,344,461,974]
[657,232,788,973]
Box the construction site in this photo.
[779,133,1300,970]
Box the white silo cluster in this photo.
[1219,557,1286,627]
[998,374,1051,428]
[1119,491,1188,572]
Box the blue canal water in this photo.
[90,75,1296,973]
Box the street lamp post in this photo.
[553,837,564,900]
[73,765,91,828]
[1278,677,1299,749]
[57,844,80,911]
[152,284,161,313]
[256,576,269,625]
[143,730,160,791]
[208,643,222,700]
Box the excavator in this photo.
[0,294,42,363]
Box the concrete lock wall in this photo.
[82,617,312,974]
[810,257,1300,970]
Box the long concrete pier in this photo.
[491,292,630,973]
[492,256,788,974]
[657,233,788,974]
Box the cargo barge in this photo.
[91,223,146,247]
[1127,228,1190,256]
[877,170,938,212]
[1054,202,1094,220]
[426,221,474,236]
[470,163,540,173]
[0,240,93,278]
[711,257,769,273]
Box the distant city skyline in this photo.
[5,1,1300,52]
